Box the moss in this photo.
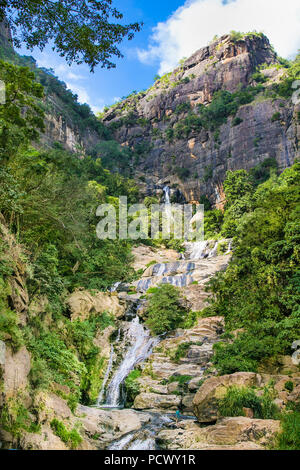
[50,419,82,449]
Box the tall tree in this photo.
[0,0,142,71]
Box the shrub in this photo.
[125,369,141,406]
[50,419,82,449]
[276,412,300,450]
[168,375,192,385]
[219,386,279,420]
[232,117,243,126]
[271,112,281,122]
[169,342,193,363]
[284,381,294,392]
[145,284,189,335]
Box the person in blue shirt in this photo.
[175,409,180,424]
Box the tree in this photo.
[223,169,254,206]
[0,1,142,71]
[0,60,44,161]
[145,284,188,335]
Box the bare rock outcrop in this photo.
[67,289,126,321]
[193,372,258,422]
[157,417,280,450]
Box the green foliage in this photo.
[1,0,141,71]
[0,398,40,438]
[168,375,192,385]
[219,385,279,419]
[229,31,265,42]
[145,284,189,335]
[271,112,281,122]
[204,210,224,239]
[169,343,193,363]
[125,369,141,406]
[175,166,190,180]
[90,140,133,174]
[249,158,278,186]
[275,412,300,450]
[271,52,300,99]
[50,419,82,449]
[26,329,86,393]
[206,161,300,373]
[0,60,44,160]
[223,170,254,206]
[284,381,294,392]
[232,116,243,126]
[203,165,213,182]
[175,102,192,114]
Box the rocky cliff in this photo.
[102,33,299,205]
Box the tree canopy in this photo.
[0,0,142,71]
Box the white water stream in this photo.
[98,316,159,408]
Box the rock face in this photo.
[102,34,299,204]
[67,289,126,320]
[134,393,181,411]
[2,346,31,399]
[133,316,225,412]
[157,417,280,450]
[193,372,258,422]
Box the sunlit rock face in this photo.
[102,34,299,205]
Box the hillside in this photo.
[101,32,300,206]
[0,21,108,156]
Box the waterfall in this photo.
[101,316,159,408]
[208,241,219,258]
[163,185,170,204]
[110,281,121,293]
[96,344,115,406]
[226,240,233,254]
[188,240,210,260]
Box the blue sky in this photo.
[18,0,300,114]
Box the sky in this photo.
[18,0,300,114]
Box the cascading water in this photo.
[163,185,171,204]
[110,281,121,293]
[99,316,159,408]
[187,240,210,260]
[96,344,115,406]
[208,240,219,258]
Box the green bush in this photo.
[284,381,294,392]
[206,162,300,373]
[169,343,193,363]
[276,412,300,450]
[125,369,141,406]
[145,284,189,335]
[271,112,281,122]
[219,386,279,420]
[50,419,82,449]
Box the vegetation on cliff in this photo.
[202,161,300,376]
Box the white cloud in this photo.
[138,0,300,75]
[66,82,90,104]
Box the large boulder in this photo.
[67,290,126,320]
[157,417,280,450]
[193,372,258,422]
[133,392,181,411]
[77,405,151,449]
[131,245,179,271]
